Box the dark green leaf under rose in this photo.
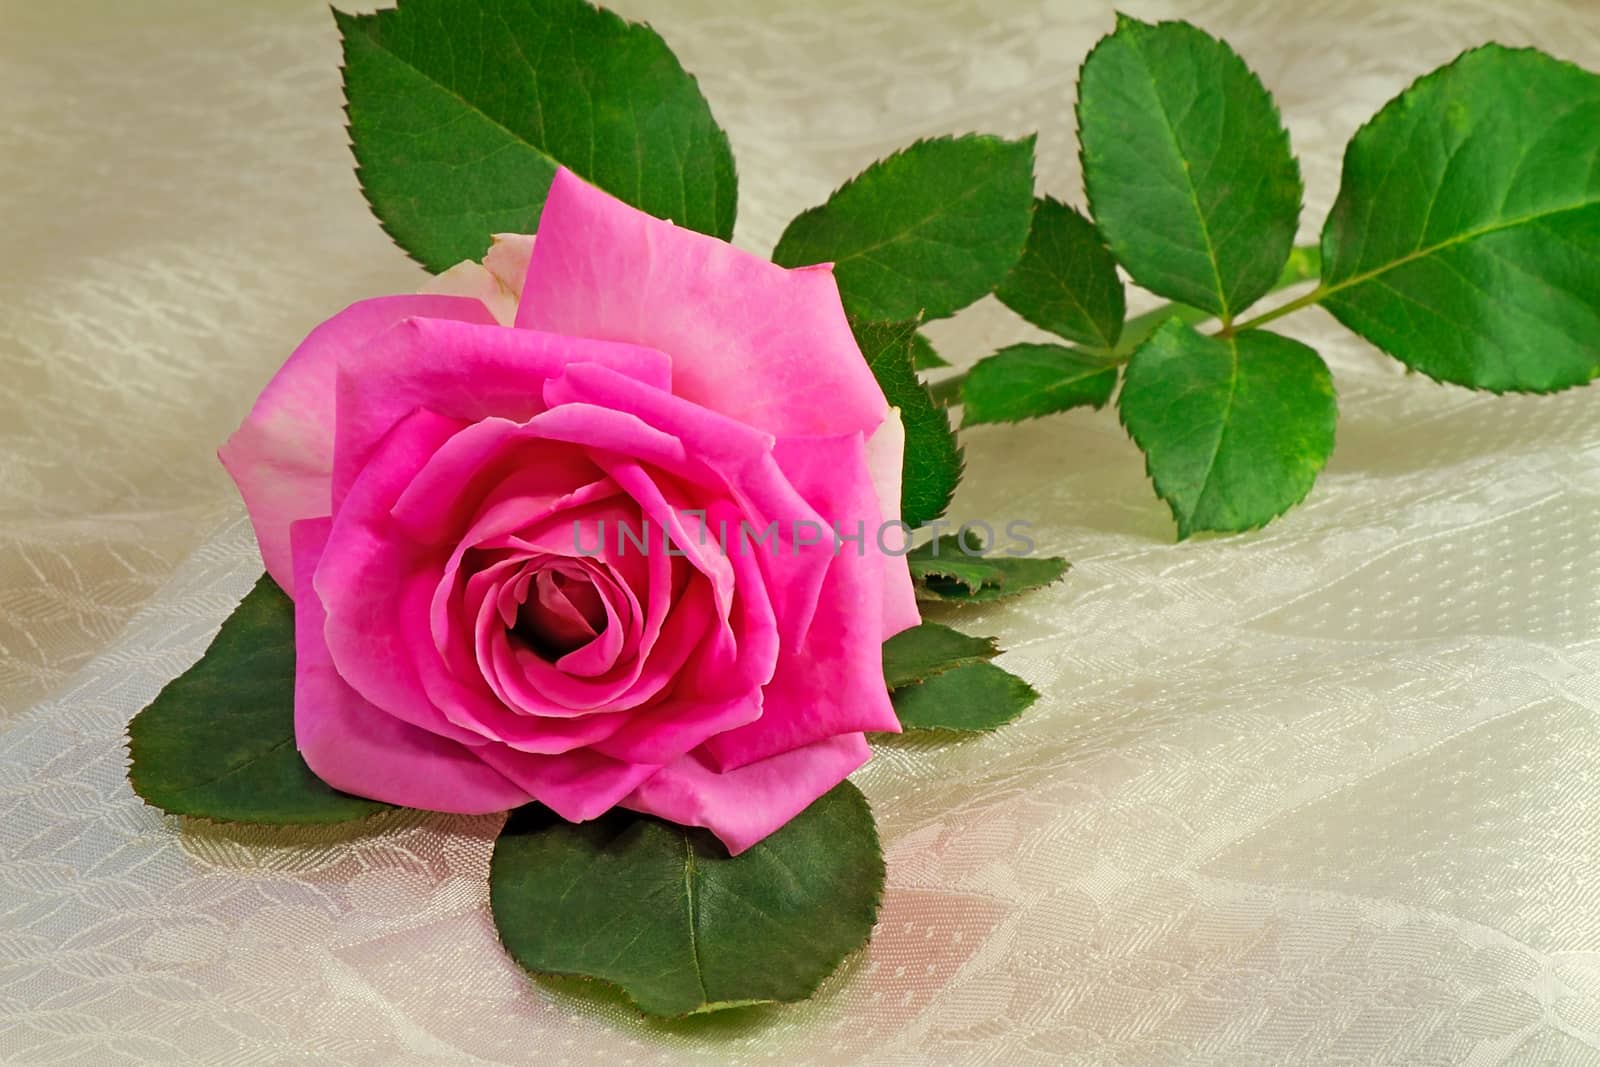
[126,576,389,825]
[773,135,1037,322]
[1118,320,1337,539]
[1318,45,1600,393]
[852,319,963,529]
[890,661,1038,733]
[882,621,998,691]
[1078,15,1302,321]
[490,783,883,1017]
[907,536,1068,603]
[338,0,737,272]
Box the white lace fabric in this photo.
[5,1,1600,1063]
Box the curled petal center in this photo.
[515,567,609,659]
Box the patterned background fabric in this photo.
[5,1,1600,1062]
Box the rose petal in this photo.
[621,734,871,855]
[523,568,602,652]
[532,376,833,649]
[543,361,774,475]
[332,317,672,512]
[326,416,642,751]
[864,408,920,638]
[421,262,517,326]
[291,517,530,814]
[546,564,632,676]
[701,432,904,771]
[316,408,500,747]
[584,503,776,765]
[474,744,660,824]
[485,553,708,715]
[219,294,498,590]
[422,235,537,327]
[391,420,608,548]
[519,167,888,439]
[484,233,536,296]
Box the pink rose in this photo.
[220,168,918,853]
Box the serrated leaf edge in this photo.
[335,0,738,272]
[773,133,1038,321]
[1117,319,1337,540]
[1077,14,1304,320]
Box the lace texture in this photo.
[5,1,1600,1063]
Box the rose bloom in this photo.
[221,168,918,853]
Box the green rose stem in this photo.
[929,243,1322,406]
[1220,284,1328,337]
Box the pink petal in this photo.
[567,497,778,766]
[219,294,498,590]
[542,361,774,476]
[315,408,491,747]
[332,317,671,512]
[390,420,608,547]
[534,371,834,649]
[518,167,889,439]
[319,408,638,754]
[863,409,920,639]
[642,495,780,710]
[622,734,871,855]
[486,553,707,715]
[484,233,536,296]
[589,689,764,767]
[290,517,531,814]
[542,565,632,677]
[422,234,537,327]
[701,432,904,772]
[524,568,604,654]
[475,744,661,824]
[421,262,517,326]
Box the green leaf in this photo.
[890,661,1037,733]
[1118,320,1337,539]
[1319,45,1600,393]
[338,0,737,273]
[773,135,1037,321]
[961,343,1118,427]
[907,536,1069,603]
[996,197,1125,348]
[1078,16,1302,320]
[910,332,948,370]
[882,622,998,691]
[126,577,389,824]
[851,320,962,528]
[489,782,883,1017]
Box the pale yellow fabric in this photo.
[5,1,1600,1063]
